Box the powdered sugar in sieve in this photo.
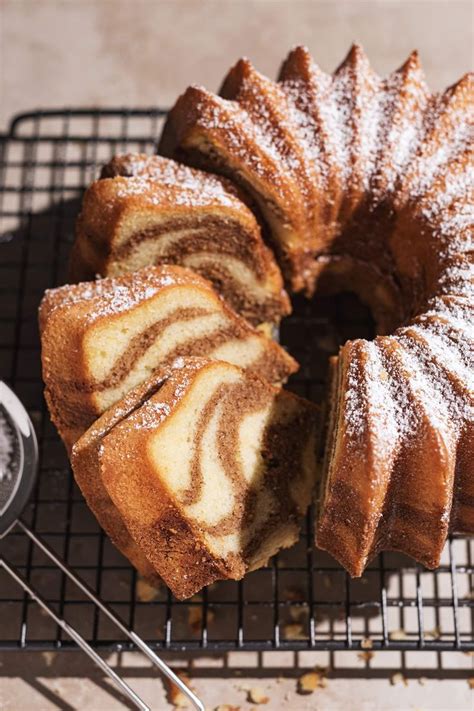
[0,408,20,511]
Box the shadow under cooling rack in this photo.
[0,109,472,652]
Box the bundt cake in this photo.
[98,357,319,599]
[39,265,297,451]
[160,45,473,574]
[70,153,290,325]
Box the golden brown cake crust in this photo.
[70,153,290,325]
[99,358,319,599]
[160,45,474,575]
[70,367,182,584]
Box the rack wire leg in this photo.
[0,557,151,711]
[4,520,205,711]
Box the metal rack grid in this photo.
[0,109,472,653]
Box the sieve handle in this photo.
[1,520,204,711]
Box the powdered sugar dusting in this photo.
[413,310,474,372]
[280,50,428,202]
[372,56,429,197]
[382,337,457,441]
[171,48,471,257]
[403,75,474,201]
[282,79,325,170]
[0,410,15,483]
[131,399,172,430]
[112,171,238,210]
[398,325,474,422]
[343,341,399,459]
[102,153,251,210]
[40,266,210,326]
[230,66,313,182]
[318,67,354,184]
[421,296,474,337]
[183,87,318,211]
[418,157,474,243]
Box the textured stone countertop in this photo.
[0,1,473,710]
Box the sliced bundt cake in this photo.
[98,358,319,599]
[70,153,290,325]
[160,46,473,574]
[39,265,297,451]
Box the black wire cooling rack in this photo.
[0,109,472,653]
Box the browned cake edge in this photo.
[70,367,184,584]
[100,359,319,599]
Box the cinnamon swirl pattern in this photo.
[99,358,319,599]
[70,154,290,326]
[39,265,297,451]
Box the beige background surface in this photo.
[0,1,473,709]
[1,0,473,129]
[1,648,473,710]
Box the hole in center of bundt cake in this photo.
[280,291,376,389]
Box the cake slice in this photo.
[70,153,290,326]
[39,265,297,451]
[98,358,319,599]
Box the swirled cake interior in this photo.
[71,153,290,325]
[99,358,319,599]
[39,265,297,451]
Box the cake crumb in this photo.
[390,673,408,687]
[357,650,375,663]
[283,586,305,601]
[135,576,160,602]
[165,672,193,708]
[188,605,215,633]
[247,687,269,705]
[288,604,308,623]
[297,668,328,694]
[389,629,408,641]
[468,678,474,690]
[41,651,56,667]
[283,623,306,640]
[214,706,240,711]
[360,637,373,649]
